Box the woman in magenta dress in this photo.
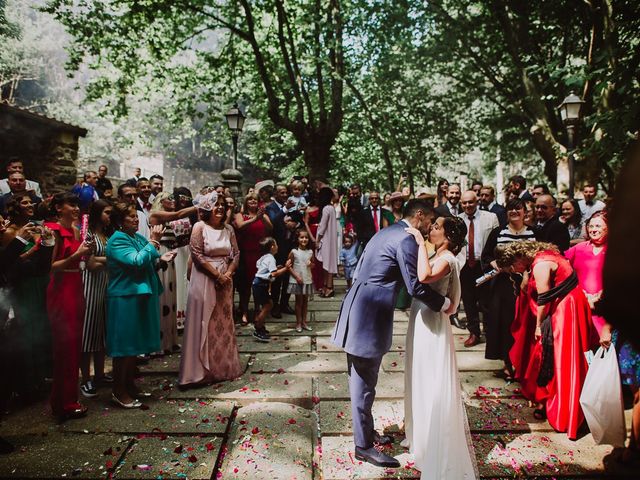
[46,193,92,421]
[498,241,598,440]
[564,211,607,335]
[233,193,272,325]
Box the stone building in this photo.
[0,104,87,194]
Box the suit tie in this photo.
[468,215,476,267]
[372,207,379,232]
[144,202,151,211]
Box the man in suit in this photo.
[458,190,499,347]
[266,184,297,317]
[349,183,369,208]
[534,194,570,253]
[479,185,507,226]
[434,183,461,217]
[508,175,533,202]
[359,191,383,246]
[332,199,451,468]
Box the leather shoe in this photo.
[373,431,393,445]
[464,334,480,348]
[450,314,464,329]
[355,446,400,468]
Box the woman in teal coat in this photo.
[106,202,176,408]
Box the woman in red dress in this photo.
[497,241,598,440]
[46,193,92,421]
[303,191,323,292]
[233,193,272,325]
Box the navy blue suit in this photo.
[331,220,445,448]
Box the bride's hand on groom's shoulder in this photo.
[404,227,424,245]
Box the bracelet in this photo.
[149,240,160,249]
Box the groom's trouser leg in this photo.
[346,353,383,449]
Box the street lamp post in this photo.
[220,103,246,198]
[558,92,585,198]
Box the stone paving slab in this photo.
[220,402,315,480]
[237,335,312,352]
[312,322,341,336]
[235,323,315,337]
[115,435,220,479]
[473,431,636,478]
[312,309,410,322]
[139,354,251,375]
[169,374,312,405]
[0,433,123,478]
[308,301,343,311]
[319,400,403,435]
[318,335,406,353]
[321,436,419,479]
[457,351,505,371]
[62,399,234,435]
[460,372,523,399]
[252,353,347,374]
[465,398,551,433]
[317,372,404,400]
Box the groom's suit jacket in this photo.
[331,221,445,358]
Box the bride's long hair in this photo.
[441,217,467,255]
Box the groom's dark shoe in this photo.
[355,446,400,468]
[449,314,465,329]
[374,431,394,445]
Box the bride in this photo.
[403,216,478,479]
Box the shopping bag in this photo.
[579,346,626,446]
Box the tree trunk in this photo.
[301,133,332,182]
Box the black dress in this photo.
[481,226,536,365]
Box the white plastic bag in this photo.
[579,346,626,446]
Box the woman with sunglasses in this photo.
[480,198,536,382]
[149,192,197,354]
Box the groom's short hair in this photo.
[403,199,434,219]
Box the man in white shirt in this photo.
[0,159,41,197]
[577,183,605,222]
[458,190,499,347]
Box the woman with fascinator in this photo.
[403,216,478,479]
[178,190,242,388]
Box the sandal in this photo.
[533,406,546,420]
[322,289,335,298]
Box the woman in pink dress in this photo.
[315,187,338,297]
[46,193,92,420]
[179,191,242,388]
[233,193,272,325]
[564,211,607,335]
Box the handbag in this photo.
[579,346,626,446]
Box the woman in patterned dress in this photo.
[79,200,113,398]
[179,191,242,388]
[149,192,197,353]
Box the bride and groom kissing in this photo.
[331,199,478,479]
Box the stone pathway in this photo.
[0,279,635,479]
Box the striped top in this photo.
[495,226,536,245]
[82,232,109,352]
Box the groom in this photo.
[332,199,451,468]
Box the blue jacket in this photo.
[332,221,445,358]
[106,231,162,297]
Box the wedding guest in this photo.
[149,174,164,200]
[534,194,570,253]
[339,234,358,292]
[435,178,449,207]
[471,179,483,196]
[106,203,175,408]
[287,229,314,332]
[304,191,324,293]
[349,183,369,208]
[179,191,242,387]
[496,241,598,439]
[117,183,149,239]
[172,187,196,329]
[255,180,274,209]
[577,183,605,222]
[524,200,536,228]
[531,184,550,200]
[2,200,54,400]
[479,185,507,226]
[434,183,461,217]
[0,158,41,196]
[316,187,339,298]
[508,175,533,202]
[560,199,585,245]
[0,172,41,216]
[79,200,113,398]
[234,193,272,325]
[363,192,383,236]
[96,165,113,199]
[47,193,92,420]
[481,198,536,380]
[71,171,99,211]
[381,191,404,227]
[224,196,237,226]
[565,211,607,335]
[458,190,499,347]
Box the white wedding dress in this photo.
[403,251,478,479]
